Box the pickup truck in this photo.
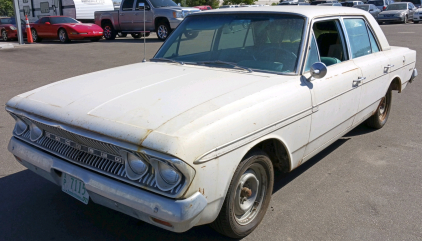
[94,0,199,40]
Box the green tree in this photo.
[0,0,15,16]
[174,0,220,9]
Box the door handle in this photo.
[353,77,366,85]
[120,13,124,16]
[386,64,394,68]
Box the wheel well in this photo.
[101,19,112,28]
[57,27,65,36]
[390,77,402,93]
[245,139,291,173]
[155,17,169,29]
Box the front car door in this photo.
[119,0,136,31]
[36,17,51,37]
[134,0,154,31]
[302,18,362,160]
[341,17,390,125]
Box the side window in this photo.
[305,33,320,72]
[367,26,380,53]
[135,0,150,10]
[122,0,135,11]
[313,19,348,67]
[39,17,50,24]
[343,18,372,58]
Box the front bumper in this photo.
[168,18,184,29]
[378,16,404,22]
[8,137,207,232]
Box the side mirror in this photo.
[310,62,327,79]
[45,22,51,25]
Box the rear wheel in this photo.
[103,23,116,40]
[156,21,171,41]
[366,86,392,129]
[58,29,70,43]
[210,150,274,238]
[131,33,141,39]
[1,30,9,41]
[31,28,42,42]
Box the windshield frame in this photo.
[153,11,309,76]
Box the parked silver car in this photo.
[354,4,382,19]
[377,2,418,24]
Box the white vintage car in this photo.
[6,6,418,238]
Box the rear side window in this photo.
[343,18,371,58]
[367,26,380,53]
[304,34,320,72]
[122,0,134,11]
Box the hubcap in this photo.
[234,164,267,225]
[59,30,66,42]
[104,26,111,38]
[31,30,37,41]
[158,25,168,39]
[2,31,7,41]
[378,93,389,121]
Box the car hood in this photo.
[62,23,102,31]
[7,62,294,160]
[381,10,406,14]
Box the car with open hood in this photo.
[6,6,418,238]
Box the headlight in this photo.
[9,26,17,30]
[150,158,182,191]
[29,122,43,141]
[173,11,183,18]
[123,151,149,180]
[11,115,28,136]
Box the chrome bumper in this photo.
[410,68,418,83]
[8,137,207,232]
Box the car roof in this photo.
[197,6,372,19]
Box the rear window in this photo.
[368,0,384,6]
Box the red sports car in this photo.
[1,17,26,41]
[30,16,103,43]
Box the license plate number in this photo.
[62,173,89,204]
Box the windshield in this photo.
[0,18,16,24]
[354,5,369,10]
[50,17,79,24]
[149,0,177,7]
[154,14,305,74]
[386,3,407,10]
[368,0,383,6]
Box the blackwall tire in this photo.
[31,28,42,42]
[210,150,274,238]
[2,30,9,41]
[366,86,392,129]
[131,33,141,39]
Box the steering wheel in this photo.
[252,47,298,71]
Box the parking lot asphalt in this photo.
[1,24,422,241]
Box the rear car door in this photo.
[119,0,136,31]
[303,18,362,159]
[342,18,390,125]
[134,0,154,31]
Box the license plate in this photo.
[62,173,89,204]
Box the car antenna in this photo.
[140,2,147,62]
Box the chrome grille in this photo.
[17,126,183,195]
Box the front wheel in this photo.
[156,22,171,41]
[58,29,70,43]
[103,23,116,40]
[2,30,9,41]
[366,86,392,129]
[210,150,274,238]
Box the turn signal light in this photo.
[151,217,173,227]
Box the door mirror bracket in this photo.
[309,62,327,81]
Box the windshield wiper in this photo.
[198,60,253,73]
[150,58,184,65]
